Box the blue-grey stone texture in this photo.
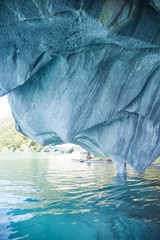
[0,0,160,174]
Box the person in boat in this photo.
[86,152,92,160]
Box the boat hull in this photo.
[72,158,112,163]
[150,163,160,167]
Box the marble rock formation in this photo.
[0,0,160,174]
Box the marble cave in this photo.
[0,0,160,174]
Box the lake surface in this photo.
[0,153,160,240]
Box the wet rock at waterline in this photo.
[0,0,160,174]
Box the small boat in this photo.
[72,157,112,163]
[72,152,112,163]
[150,163,160,167]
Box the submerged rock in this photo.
[0,0,160,174]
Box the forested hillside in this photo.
[0,117,44,152]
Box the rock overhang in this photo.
[1,0,160,174]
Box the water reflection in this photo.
[0,153,160,240]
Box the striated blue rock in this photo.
[0,0,160,174]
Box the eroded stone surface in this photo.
[0,0,160,174]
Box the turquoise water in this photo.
[0,153,160,240]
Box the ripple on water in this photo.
[0,153,160,240]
